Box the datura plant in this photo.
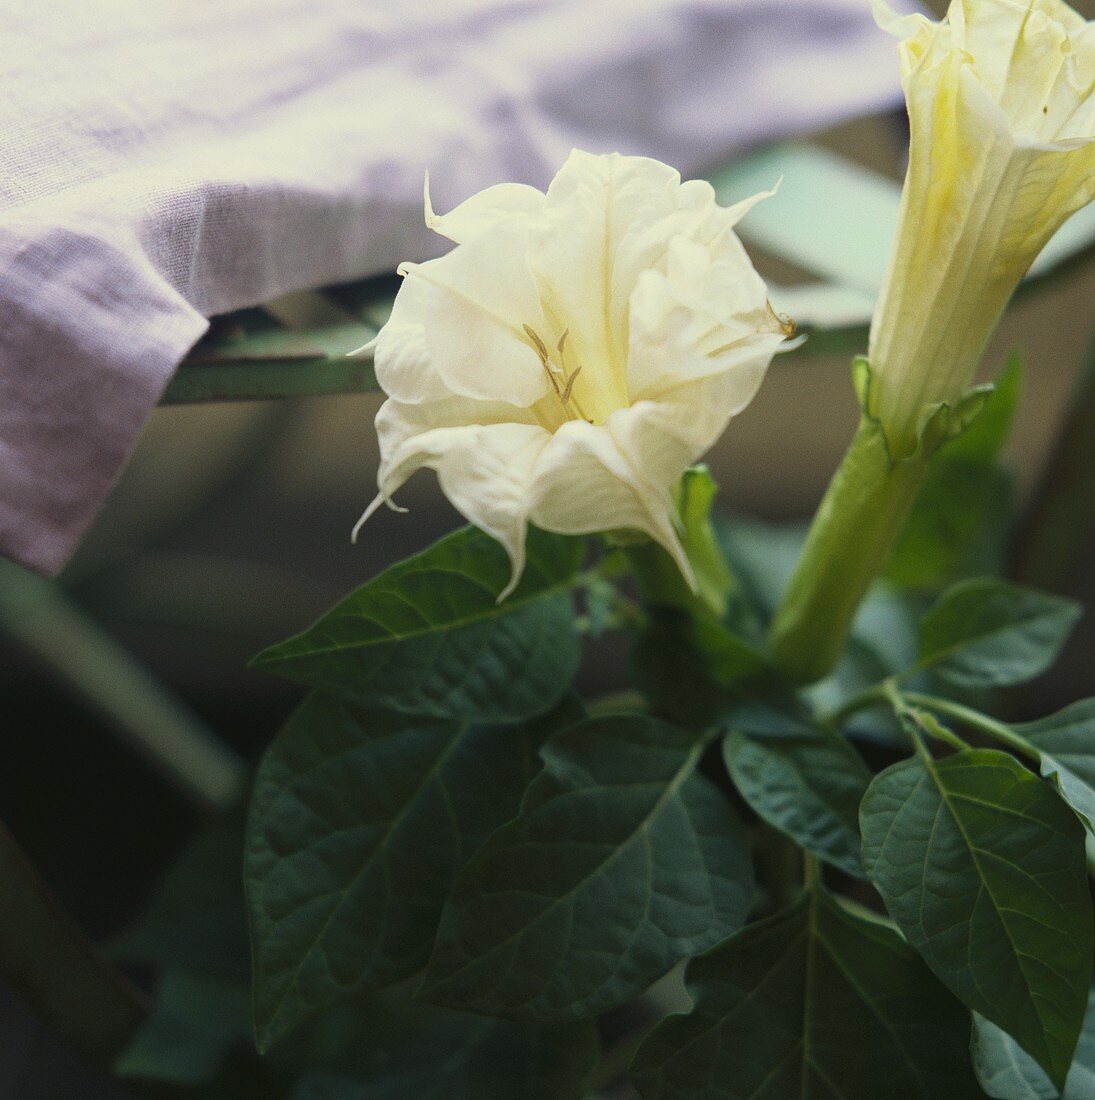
[232,2,1095,1097]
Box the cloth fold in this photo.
[0,0,906,575]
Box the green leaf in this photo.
[887,359,1019,591]
[919,578,1081,687]
[252,526,584,723]
[973,988,1095,1100]
[1016,701,1095,835]
[723,707,872,877]
[860,749,1093,1089]
[631,608,772,729]
[887,463,1012,590]
[287,991,597,1100]
[946,356,1022,462]
[114,971,251,1086]
[246,693,582,1050]
[165,281,391,404]
[422,715,753,1020]
[630,888,979,1099]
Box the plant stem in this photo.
[768,417,930,684]
[823,683,890,725]
[874,679,971,753]
[902,693,1041,764]
[0,819,148,1065]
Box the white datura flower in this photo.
[357,151,796,596]
[870,0,1094,455]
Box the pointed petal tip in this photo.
[423,169,438,230]
[351,491,406,544]
[347,334,379,358]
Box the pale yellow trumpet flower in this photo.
[870,0,1094,455]
[770,0,1094,683]
[357,151,797,596]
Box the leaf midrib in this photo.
[258,564,574,661]
[259,719,473,1041]
[426,734,708,998]
[922,603,1071,673]
[924,757,1061,1073]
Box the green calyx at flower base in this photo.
[205,1,1095,1098]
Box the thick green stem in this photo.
[768,417,930,683]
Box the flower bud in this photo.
[869,0,1094,455]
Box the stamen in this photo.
[561,364,582,403]
[523,322,592,422]
[766,299,797,337]
[523,324,549,362]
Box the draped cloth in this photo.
[0,0,907,574]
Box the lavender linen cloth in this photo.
[0,0,905,576]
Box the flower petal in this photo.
[392,220,551,407]
[626,236,783,403]
[374,417,551,591]
[424,173,546,244]
[528,419,694,587]
[529,151,683,421]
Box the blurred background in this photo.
[1,0,1093,1094]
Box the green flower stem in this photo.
[768,417,931,683]
[823,683,890,725]
[902,693,1041,765]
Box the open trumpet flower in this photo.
[356,151,796,596]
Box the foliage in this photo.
[114,359,1095,1098]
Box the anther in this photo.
[523,324,549,362]
[561,364,582,403]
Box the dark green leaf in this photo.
[422,715,753,1020]
[287,991,597,1100]
[631,608,772,729]
[1016,701,1095,835]
[919,579,1081,687]
[723,707,871,877]
[631,888,979,1098]
[114,971,251,1086]
[252,526,584,723]
[973,988,1095,1100]
[887,463,1012,590]
[246,693,582,1049]
[860,749,1093,1089]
